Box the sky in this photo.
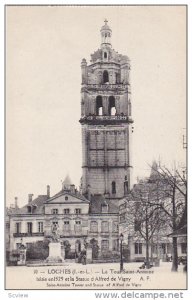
[6,5,186,208]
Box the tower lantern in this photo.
[100,19,112,47]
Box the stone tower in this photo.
[79,21,133,203]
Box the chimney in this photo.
[28,194,33,203]
[14,197,18,208]
[47,185,50,198]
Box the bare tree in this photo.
[120,163,186,271]
[122,178,168,269]
[148,165,187,272]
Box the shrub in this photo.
[26,239,49,260]
[99,251,120,260]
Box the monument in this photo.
[45,223,64,263]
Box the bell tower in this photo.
[80,21,133,203]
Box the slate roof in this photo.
[89,194,119,214]
[11,195,48,215]
[168,204,187,237]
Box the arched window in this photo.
[108,96,116,115]
[112,181,116,194]
[96,96,103,115]
[103,70,109,83]
[124,181,128,194]
[75,240,81,252]
[104,52,107,59]
[115,73,120,84]
[124,175,128,194]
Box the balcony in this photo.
[13,232,44,237]
[45,229,88,238]
[79,115,133,125]
[101,231,110,237]
[82,83,128,92]
[89,231,99,237]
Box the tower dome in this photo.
[62,174,72,190]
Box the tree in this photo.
[124,178,168,268]
[149,165,187,272]
[120,162,186,271]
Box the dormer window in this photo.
[65,196,68,201]
[27,206,32,213]
[101,203,108,213]
[104,52,107,59]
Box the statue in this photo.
[45,222,64,263]
[51,223,60,242]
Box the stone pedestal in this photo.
[46,242,64,263]
[17,248,26,266]
[86,246,93,264]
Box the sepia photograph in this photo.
[5,5,187,291]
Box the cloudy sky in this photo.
[6,5,186,207]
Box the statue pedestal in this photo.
[17,248,26,266]
[86,246,93,264]
[46,242,64,263]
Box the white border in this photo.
[0,1,191,300]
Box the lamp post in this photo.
[120,233,124,272]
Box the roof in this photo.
[101,24,111,32]
[100,20,112,32]
[11,195,48,215]
[167,205,187,237]
[89,194,119,214]
[177,204,187,229]
[167,224,187,237]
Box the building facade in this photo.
[7,22,186,264]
